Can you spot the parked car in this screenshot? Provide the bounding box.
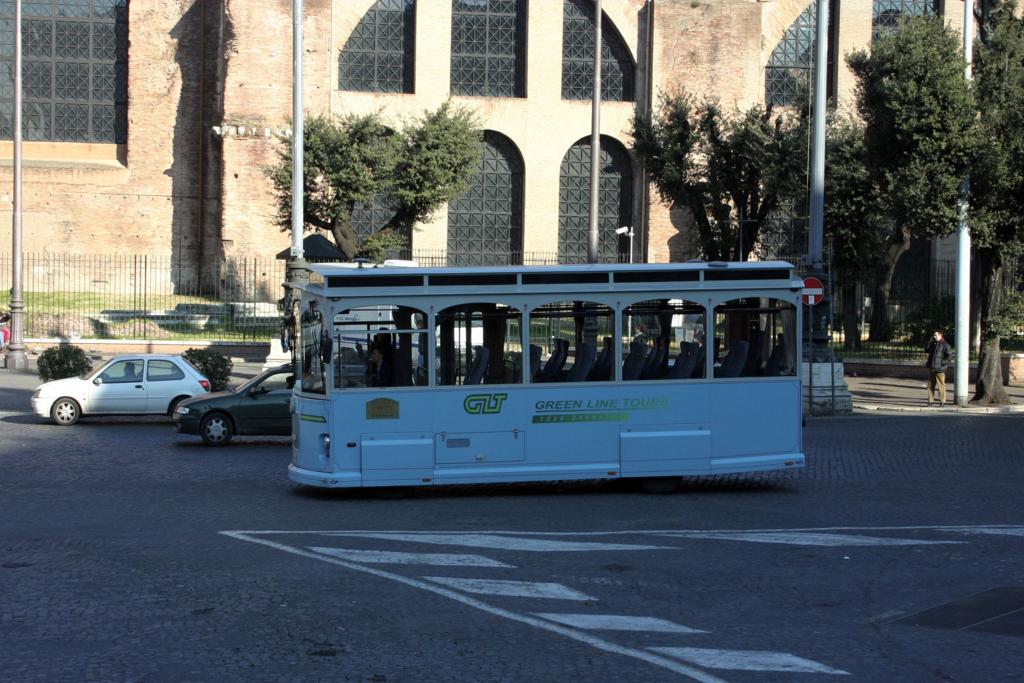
[31,354,211,426]
[173,364,293,446]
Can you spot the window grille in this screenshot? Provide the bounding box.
[339,0,415,94]
[765,4,816,107]
[872,0,938,41]
[558,137,632,264]
[447,131,524,266]
[561,0,634,102]
[450,0,526,98]
[0,0,128,143]
[351,193,403,244]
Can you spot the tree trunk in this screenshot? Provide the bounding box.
[329,216,359,261]
[841,280,860,351]
[868,229,911,343]
[972,250,1008,404]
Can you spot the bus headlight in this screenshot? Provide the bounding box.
[321,434,331,458]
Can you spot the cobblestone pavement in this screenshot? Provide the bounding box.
[1,371,1022,681]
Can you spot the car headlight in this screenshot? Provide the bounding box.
[174,406,191,416]
[32,389,41,399]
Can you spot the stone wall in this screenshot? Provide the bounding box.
[0,0,227,291]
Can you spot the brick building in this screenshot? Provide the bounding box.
[0,0,965,292]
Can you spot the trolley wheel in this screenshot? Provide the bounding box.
[639,476,680,494]
[200,412,233,446]
[50,397,81,426]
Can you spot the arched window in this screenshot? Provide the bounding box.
[558,136,632,264]
[872,0,939,41]
[450,0,527,98]
[561,0,635,102]
[764,0,840,107]
[0,0,128,142]
[339,0,416,93]
[447,131,524,266]
[765,4,815,107]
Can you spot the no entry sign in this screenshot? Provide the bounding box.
[802,277,825,306]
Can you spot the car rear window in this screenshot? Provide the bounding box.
[148,359,185,382]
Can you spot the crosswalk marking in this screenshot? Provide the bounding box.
[651,647,850,675]
[309,546,513,568]
[422,577,596,601]
[652,531,959,547]
[534,613,707,634]
[331,532,668,552]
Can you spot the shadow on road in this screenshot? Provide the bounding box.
[291,474,797,502]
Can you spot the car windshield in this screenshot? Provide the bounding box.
[236,368,290,393]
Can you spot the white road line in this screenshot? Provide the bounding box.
[308,547,513,568]
[651,647,850,675]
[328,532,669,552]
[651,531,959,547]
[423,577,595,601]
[952,527,1024,538]
[221,532,728,683]
[229,524,1024,537]
[534,613,707,634]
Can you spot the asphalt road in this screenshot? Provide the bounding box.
[1,371,1022,682]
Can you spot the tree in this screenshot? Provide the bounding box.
[269,102,483,260]
[632,92,806,262]
[847,16,977,341]
[823,117,890,350]
[270,113,397,259]
[969,0,1024,404]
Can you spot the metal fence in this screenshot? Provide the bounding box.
[0,254,286,341]
[830,259,1023,360]
[5,250,1015,352]
[0,251,566,341]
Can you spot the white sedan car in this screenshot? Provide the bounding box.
[31,354,212,426]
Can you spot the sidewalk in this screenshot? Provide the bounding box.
[845,375,1024,414]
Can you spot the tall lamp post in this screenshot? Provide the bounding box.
[283,0,308,380]
[587,0,602,265]
[7,0,27,370]
[954,0,973,407]
[806,0,829,358]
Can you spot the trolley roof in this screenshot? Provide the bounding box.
[293,261,803,298]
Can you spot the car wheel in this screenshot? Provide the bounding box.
[50,397,81,426]
[167,395,189,417]
[200,412,233,446]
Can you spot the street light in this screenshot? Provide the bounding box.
[616,226,633,264]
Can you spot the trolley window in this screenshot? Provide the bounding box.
[333,306,428,389]
[713,298,797,377]
[528,301,615,383]
[436,304,523,386]
[621,299,707,381]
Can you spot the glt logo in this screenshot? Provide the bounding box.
[464,393,508,415]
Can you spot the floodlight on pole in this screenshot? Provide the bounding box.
[616,226,634,264]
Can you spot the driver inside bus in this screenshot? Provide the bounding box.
[366,343,394,388]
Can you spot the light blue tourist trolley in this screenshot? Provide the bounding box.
[287,261,805,492]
